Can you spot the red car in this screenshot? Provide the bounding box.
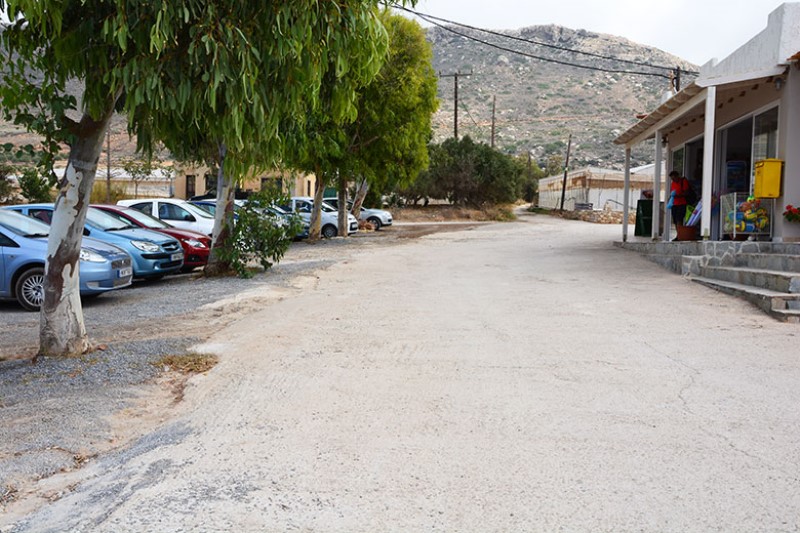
[93,204,211,272]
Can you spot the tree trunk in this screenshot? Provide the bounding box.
[351,178,369,215]
[337,174,348,239]
[40,111,115,357]
[308,169,327,241]
[205,143,236,276]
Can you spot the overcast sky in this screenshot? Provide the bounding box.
[410,0,788,66]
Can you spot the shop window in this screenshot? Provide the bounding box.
[753,107,778,163]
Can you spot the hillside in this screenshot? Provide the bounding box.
[425,24,697,170]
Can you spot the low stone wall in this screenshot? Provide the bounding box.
[557,207,635,225]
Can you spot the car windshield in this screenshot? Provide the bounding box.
[112,207,170,229]
[186,203,214,218]
[86,207,135,231]
[192,202,216,215]
[0,210,51,237]
[320,201,336,213]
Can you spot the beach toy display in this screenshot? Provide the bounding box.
[724,196,770,234]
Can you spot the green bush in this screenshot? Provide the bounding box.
[215,187,304,278]
[17,167,52,202]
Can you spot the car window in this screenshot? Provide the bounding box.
[160,203,189,221]
[0,230,17,247]
[296,201,312,213]
[131,202,153,216]
[29,209,53,224]
[320,202,336,213]
[114,208,169,229]
[86,207,132,230]
[0,210,51,237]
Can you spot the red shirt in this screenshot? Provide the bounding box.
[671,177,690,206]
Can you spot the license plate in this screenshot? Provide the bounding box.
[118,267,132,278]
[171,253,183,261]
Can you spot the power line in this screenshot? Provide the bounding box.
[393,4,698,75]
[389,4,690,80]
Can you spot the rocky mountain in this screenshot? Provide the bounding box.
[425,24,697,170]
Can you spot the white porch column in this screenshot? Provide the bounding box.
[652,129,663,240]
[701,86,717,239]
[622,148,631,242]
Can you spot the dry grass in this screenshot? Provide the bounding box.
[152,353,219,374]
[392,204,517,222]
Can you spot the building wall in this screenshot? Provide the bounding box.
[699,4,800,81]
[538,168,652,211]
[778,65,800,241]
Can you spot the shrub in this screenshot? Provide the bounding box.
[215,186,304,278]
[17,167,52,202]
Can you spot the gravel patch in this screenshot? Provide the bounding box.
[0,224,477,514]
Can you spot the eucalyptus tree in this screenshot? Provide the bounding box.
[0,0,406,356]
[287,10,437,239]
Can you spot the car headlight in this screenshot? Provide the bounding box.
[79,249,106,263]
[184,239,207,248]
[130,240,161,252]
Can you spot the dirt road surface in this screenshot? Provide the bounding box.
[5,214,800,532]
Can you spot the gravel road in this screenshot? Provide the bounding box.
[4,214,800,532]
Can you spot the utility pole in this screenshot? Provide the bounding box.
[491,95,496,148]
[105,128,111,203]
[439,70,472,139]
[672,66,682,92]
[559,133,572,212]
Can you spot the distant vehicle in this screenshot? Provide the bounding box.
[278,197,358,238]
[5,204,183,280]
[323,198,393,230]
[93,204,211,272]
[117,198,215,236]
[0,209,132,311]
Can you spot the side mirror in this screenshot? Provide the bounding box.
[83,228,90,236]
[184,214,196,222]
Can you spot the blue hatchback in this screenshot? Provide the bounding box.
[0,210,133,311]
[5,204,184,279]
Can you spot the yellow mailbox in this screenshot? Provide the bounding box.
[754,158,783,198]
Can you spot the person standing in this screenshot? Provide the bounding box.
[669,170,690,229]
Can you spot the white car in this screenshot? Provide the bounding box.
[280,197,358,238]
[323,198,393,230]
[117,198,215,236]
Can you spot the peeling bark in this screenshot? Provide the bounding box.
[308,169,327,241]
[351,178,369,215]
[205,143,236,276]
[40,108,116,357]
[337,174,348,239]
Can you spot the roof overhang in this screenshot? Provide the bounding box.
[614,65,788,148]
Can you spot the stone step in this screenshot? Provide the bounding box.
[735,253,800,272]
[689,276,800,322]
[699,265,800,293]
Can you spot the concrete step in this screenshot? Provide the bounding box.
[736,253,800,272]
[689,276,800,322]
[699,265,800,293]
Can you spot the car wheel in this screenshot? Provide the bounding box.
[368,217,382,230]
[15,267,45,312]
[322,224,338,238]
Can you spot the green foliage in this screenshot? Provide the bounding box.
[214,187,303,279]
[17,167,52,202]
[402,136,524,207]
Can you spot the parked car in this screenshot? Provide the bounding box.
[323,198,393,230]
[279,197,358,238]
[117,198,215,236]
[93,204,211,272]
[0,209,132,311]
[4,204,184,280]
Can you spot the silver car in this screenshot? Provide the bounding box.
[323,198,393,230]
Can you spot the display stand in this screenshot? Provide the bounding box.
[721,192,773,239]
